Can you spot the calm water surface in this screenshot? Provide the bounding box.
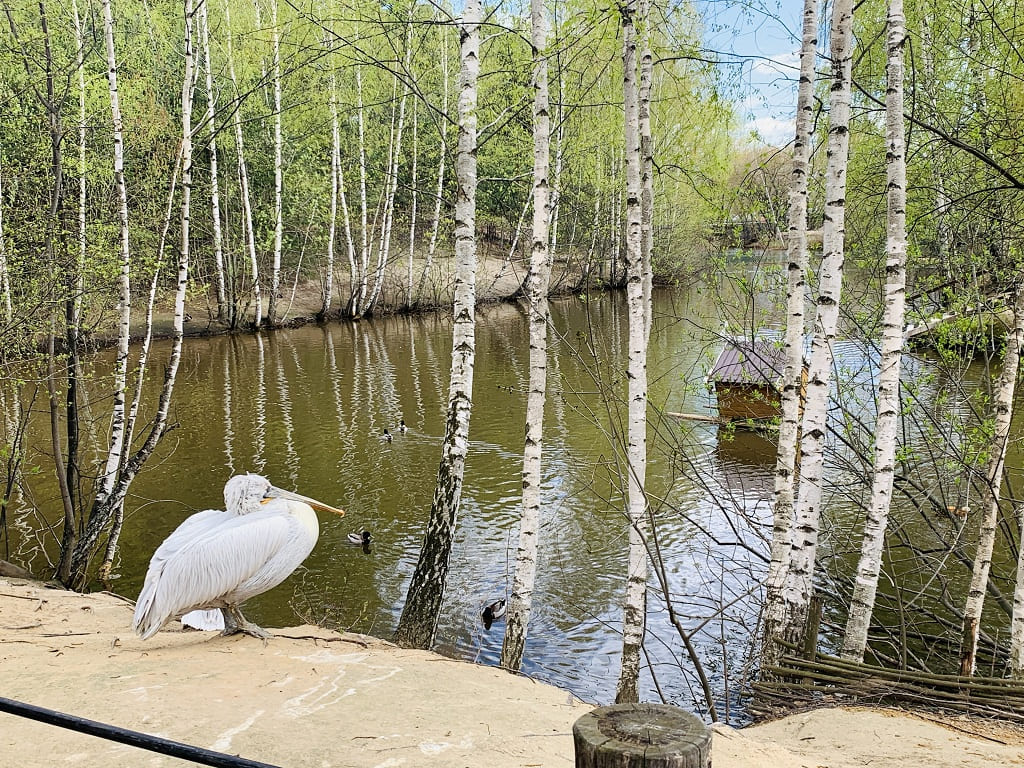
[5,254,1016,721]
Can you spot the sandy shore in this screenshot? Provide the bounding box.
[2,578,1023,767]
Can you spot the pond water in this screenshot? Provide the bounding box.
[3,251,1019,723]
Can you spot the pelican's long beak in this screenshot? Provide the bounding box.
[263,486,346,517]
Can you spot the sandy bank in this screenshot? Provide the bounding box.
[2,579,1022,767]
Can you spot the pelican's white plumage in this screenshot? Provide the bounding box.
[132,473,344,640]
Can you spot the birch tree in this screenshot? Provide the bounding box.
[224,0,261,327]
[267,0,283,326]
[0,156,8,323]
[65,0,195,588]
[841,0,908,662]
[779,0,855,650]
[501,0,552,673]
[1006,288,1024,677]
[762,0,818,670]
[960,279,1024,675]
[416,29,449,306]
[616,0,650,704]
[200,0,227,321]
[394,0,481,649]
[90,0,133,519]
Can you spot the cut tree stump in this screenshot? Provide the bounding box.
[572,703,711,768]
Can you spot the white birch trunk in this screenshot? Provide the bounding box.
[762,0,818,669]
[781,0,855,649]
[417,32,449,306]
[0,156,9,322]
[200,0,227,320]
[71,0,87,335]
[407,98,418,307]
[393,0,480,650]
[962,281,1024,674]
[615,0,649,705]
[355,64,370,315]
[322,34,339,319]
[69,0,194,587]
[840,0,908,661]
[638,0,653,342]
[224,0,261,327]
[95,0,132,505]
[501,0,551,673]
[267,0,283,325]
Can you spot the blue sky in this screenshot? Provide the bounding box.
[697,0,805,146]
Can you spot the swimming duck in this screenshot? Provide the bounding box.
[382,429,393,442]
[399,419,408,434]
[347,530,372,546]
[482,598,507,630]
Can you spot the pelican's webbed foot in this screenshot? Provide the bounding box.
[221,606,272,643]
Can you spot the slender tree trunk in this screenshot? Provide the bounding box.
[322,32,339,320]
[67,0,194,588]
[780,0,855,650]
[962,280,1024,674]
[841,0,907,662]
[0,156,9,323]
[200,0,227,321]
[224,0,261,328]
[501,0,551,673]
[638,0,653,342]
[354,64,370,315]
[94,0,133,510]
[394,0,480,650]
[416,31,449,306]
[615,0,649,705]
[407,98,418,308]
[267,0,283,326]
[762,0,818,671]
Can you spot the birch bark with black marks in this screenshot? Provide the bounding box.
[267,0,283,326]
[615,0,649,705]
[417,29,449,306]
[93,0,133,512]
[67,0,194,588]
[1008,288,1024,676]
[762,0,817,671]
[394,0,480,650]
[224,0,261,327]
[781,0,854,650]
[841,0,907,662]
[200,0,227,321]
[962,280,1024,675]
[501,0,551,673]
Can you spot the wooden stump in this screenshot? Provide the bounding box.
[572,703,711,768]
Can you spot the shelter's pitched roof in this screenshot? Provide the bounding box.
[709,338,787,387]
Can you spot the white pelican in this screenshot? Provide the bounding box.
[132,473,345,640]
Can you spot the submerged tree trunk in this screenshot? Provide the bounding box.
[841,0,908,662]
[615,0,649,705]
[393,0,480,650]
[501,0,552,673]
[780,0,855,651]
[762,0,818,672]
[962,280,1024,675]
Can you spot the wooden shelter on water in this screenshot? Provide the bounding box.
[707,338,807,426]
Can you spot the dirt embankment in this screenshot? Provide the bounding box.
[3,579,1024,768]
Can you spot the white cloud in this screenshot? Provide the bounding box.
[746,115,796,147]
